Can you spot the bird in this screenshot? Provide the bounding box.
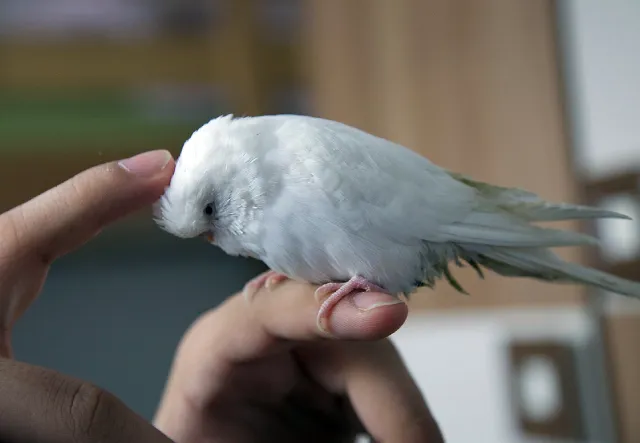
[154,113,640,332]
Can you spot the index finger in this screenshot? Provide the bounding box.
[0,150,175,263]
[206,279,408,363]
[209,282,441,442]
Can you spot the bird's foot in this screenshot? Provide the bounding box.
[314,276,392,334]
[243,270,289,303]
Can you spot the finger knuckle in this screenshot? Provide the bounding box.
[65,175,90,208]
[65,381,126,441]
[0,207,26,262]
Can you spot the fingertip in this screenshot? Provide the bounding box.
[115,150,176,191]
[68,150,176,223]
[86,150,176,213]
[329,293,408,340]
[117,149,172,176]
[244,280,409,343]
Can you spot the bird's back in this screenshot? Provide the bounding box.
[229,115,476,292]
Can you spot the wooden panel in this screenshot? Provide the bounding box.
[221,0,267,116]
[0,37,297,91]
[0,37,221,88]
[584,171,640,201]
[603,314,640,443]
[301,1,377,132]
[303,0,587,309]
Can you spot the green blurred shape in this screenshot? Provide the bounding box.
[0,89,224,152]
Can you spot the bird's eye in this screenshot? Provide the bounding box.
[204,203,215,216]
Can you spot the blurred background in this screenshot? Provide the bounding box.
[1,1,639,442]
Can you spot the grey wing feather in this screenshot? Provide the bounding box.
[448,172,630,222]
[275,116,478,244]
[278,116,611,249]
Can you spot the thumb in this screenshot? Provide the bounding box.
[0,358,174,443]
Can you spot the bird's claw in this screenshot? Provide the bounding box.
[314,283,344,303]
[315,276,389,334]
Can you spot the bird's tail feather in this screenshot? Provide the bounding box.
[448,172,630,222]
[433,173,636,296]
[476,247,640,299]
[499,200,629,223]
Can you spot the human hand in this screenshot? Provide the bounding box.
[154,278,443,442]
[0,150,178,442]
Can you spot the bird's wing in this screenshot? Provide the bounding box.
[272,116,474,244]
[273,116,599,248]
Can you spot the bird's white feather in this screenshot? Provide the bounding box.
[155,114,640,299]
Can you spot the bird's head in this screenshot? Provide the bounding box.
[154,114,267,255]
[153,114,237,244]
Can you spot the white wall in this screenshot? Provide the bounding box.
[390,308,594,443]
[560,0,640,318]
[561,0,640,180]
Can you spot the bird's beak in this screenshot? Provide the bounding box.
[201,232,215,243]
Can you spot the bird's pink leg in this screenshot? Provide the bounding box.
[314,276,392,333]
[243,270,289,302]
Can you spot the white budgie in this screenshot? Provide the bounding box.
[154,114,640,330]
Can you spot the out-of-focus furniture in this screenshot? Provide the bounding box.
[584,171,640,443]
